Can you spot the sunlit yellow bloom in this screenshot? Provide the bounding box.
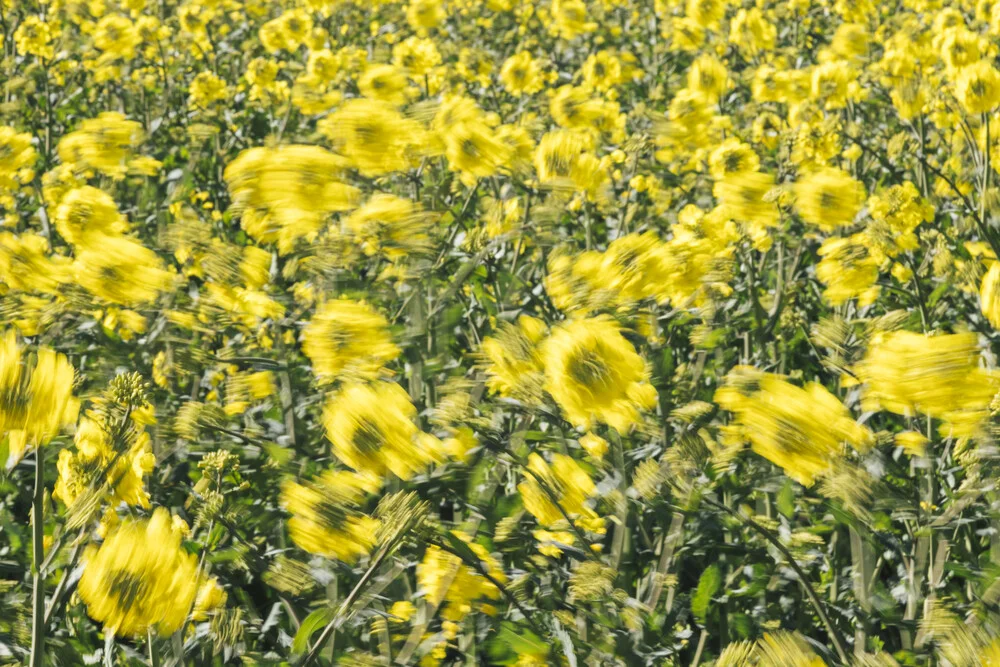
[74,235,173,307]
[303,299,400,383]
[58,113,144,179]
[407,0,446,30]
[542,317,657,432]
[518,452,604,534]
[955,61,1000,114]
[550,0,597,40]
[0,232,69,294]
[224,145,360,254]
[816,234,880,306]
[0,330,79,467]
[714,172,779,229]
[417,539,503,622]
[79,508,199,637]
[0,126,38,194]
[322,382,441,479]
[794,168,865,230]
[392,36,441,76]
[359,64,410,105]
[708,139,760,181]
[857,331,998,437]
[319,99,425,176]
[94,14,142,61]
[14,17,56,59]
[54,186,129,247]
[281,470,380,562]
[54,415,155,509]
[687,54,729,103]
[482,315,548,401]
[582,51,623,92]
[715,367,873,486]
[500,52,546,96]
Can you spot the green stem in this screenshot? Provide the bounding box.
[30,446,46,667]
[609,430,629,572]
[148,628,161,667]
[703,496,850,665]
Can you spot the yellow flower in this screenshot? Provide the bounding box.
[714,172,780,229]
[708,139,760,181]
[811,60,855,110]
[982,262,1000,329]
[794,167,865,230]
[955,61,1000,114]
[757,632,828,666]
[481,315,548,401]
[281,470,380,562]
[58,112,144,179]
[54,186,129,247]
[0,232,70,294]
[815,234,880,306]
[518,452,604,532]
[191,577,227,622]
[93,14,142,61]
[319,99,425,176]
[14,16,56,59]
[189,71,228,109]
[550,0,597,40]
[322,382,441,480]
[715,367,873,486]
[500,52,547,96]
[78,508,199,637]
[579,432,608,459]
[686,0,725,29]
[407,0,446,30]
[444,121,512,181]
[687,53,729,103]
[894,431,929,457]
[358,64,410,105]
[729,8,776,55]
[857,331,998,437]
[0,126,38,194]
[582,51,623,92]
[392,36,441,76]
[302,299,400,383]
[343,193,433,259]
[73,235,173,307]
[224,144,360,254]
[54,415,155,509]
[542,317,657,432]
[417,538,503,621]
[0,330,79,467]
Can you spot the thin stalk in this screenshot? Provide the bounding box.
[30,446,46,667]
[299,545,393,667]
[148,628,161,667]
[609,430,629,572]
[703,497,850,665]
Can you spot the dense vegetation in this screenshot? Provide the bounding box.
[4,0,1000,665]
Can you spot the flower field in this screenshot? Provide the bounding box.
[6,0,1000,664]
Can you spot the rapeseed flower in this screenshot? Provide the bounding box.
[281,470,380,562]
[302,299,400,383]
[715,367,873,486]
[322,382,441,480]
[542,318,657,432]
[78,508,199,637]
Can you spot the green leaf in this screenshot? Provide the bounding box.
[486,621,550,664]
[292,607,334,655]
[691,564,721,625]
[777,479,795,519]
